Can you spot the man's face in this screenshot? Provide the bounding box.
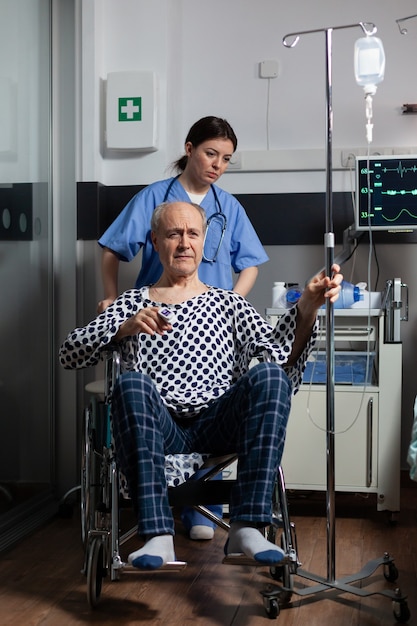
[151,203,205,277]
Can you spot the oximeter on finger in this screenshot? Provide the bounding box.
[158,307,176,324]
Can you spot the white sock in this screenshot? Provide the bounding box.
[227,522,285,565]
[128,534,175,570]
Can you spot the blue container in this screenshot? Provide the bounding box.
[286,288,302,306]
[303,351,375,385]
[322,280,364,309]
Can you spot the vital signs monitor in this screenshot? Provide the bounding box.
[355,154,417,231]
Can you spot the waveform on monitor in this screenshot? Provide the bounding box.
[382,189,417,196]
[379,208,417,223]
[379,161,417,178]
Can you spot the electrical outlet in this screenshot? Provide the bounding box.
[226,151,242,170]
[340,147,390,168]
[392,147,417,155]
[341,150,360,168]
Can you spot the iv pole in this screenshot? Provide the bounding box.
[282,19,374,585]
[266,22,410,620]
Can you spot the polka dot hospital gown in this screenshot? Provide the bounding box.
[59,286,318,485]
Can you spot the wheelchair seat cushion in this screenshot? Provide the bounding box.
[164,453,207,487]
[119,452,207,498]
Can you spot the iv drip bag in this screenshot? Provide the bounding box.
[354,36,385,95]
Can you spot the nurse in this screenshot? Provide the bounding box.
[98,116,269,312]
[97,116,269,540]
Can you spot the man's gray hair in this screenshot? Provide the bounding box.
[151,201,207,233]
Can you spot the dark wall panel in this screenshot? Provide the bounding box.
[76,182,417,245]
[0,184,33,241]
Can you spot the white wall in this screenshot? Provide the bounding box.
[77,0,417,469]
[79,0,417,188]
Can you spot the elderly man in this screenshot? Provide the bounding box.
[60,201,342,570]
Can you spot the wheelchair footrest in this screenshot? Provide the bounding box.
[222,553,292,567]
[155,560,188,571]
[121,560,188,572]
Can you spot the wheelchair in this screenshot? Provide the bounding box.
[80,349,300,620]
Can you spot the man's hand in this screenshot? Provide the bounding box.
[114,307,173,341]
[286,264,343,366]
[298,264,343,318]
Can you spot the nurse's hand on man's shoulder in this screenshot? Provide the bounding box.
[97,298,115,314]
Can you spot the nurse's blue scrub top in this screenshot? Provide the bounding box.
[98,177,269,290]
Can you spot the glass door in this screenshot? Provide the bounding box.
[0,0,55,549]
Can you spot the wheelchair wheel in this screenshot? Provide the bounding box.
[81,406,94,547]
[86,537,106,608]
[267,507,294,606]
[268,531,293,606]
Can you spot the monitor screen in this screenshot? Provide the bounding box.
[355,154,417,231]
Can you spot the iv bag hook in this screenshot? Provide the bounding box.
[282,21,376,49]
[396,13,417,35]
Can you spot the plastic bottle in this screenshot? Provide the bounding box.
[333,280,364,309]
[354,35,385,95]
[272,282,286,308]
[285,285,302,307]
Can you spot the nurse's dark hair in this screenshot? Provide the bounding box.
[173,116,238,172]
[151,202,207,233]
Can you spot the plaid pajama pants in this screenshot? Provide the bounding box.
[111,362,292,537]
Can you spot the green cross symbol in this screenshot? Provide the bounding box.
[118,97,142,122]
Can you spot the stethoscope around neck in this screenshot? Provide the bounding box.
[163,175,227,263]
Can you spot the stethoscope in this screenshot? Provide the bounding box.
[163,176,227,262]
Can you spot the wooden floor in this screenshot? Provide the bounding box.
[0,479,416,626]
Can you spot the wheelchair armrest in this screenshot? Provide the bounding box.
[254,349,272,364]
[104,346,121,404]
